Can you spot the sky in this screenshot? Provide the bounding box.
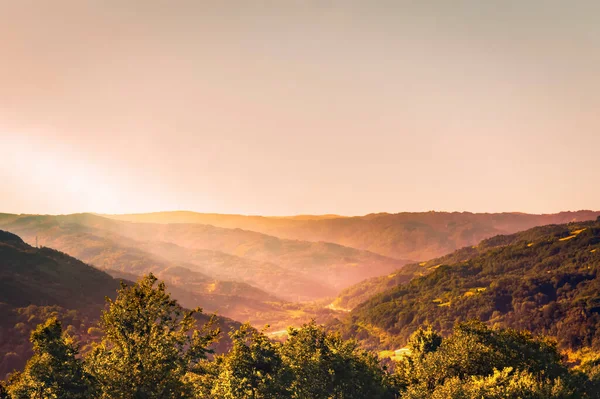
[1,0,599,216]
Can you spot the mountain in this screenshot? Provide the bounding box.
[105,210,600,260]
[0,230,240,379]
[0,230,119,379]
[0,213,406,302]
[334,218,600,351]
[0,229,120,310]
[0,215,302,326]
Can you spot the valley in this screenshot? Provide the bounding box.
[3,211,600,396]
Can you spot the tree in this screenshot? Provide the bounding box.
[6,317,93,399]
[211,323,286,399]
[395,321,579,398]
[0,382,10,399]
[396,326,443,390]
[406,325,442,361]
[406,368,575,399]
[86,274,219,399]
[279,321,395,399]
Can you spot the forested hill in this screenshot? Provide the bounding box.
[337,218,600,351]
[0,229,119,310]
[334,223,578,310]
[0,230,121,378]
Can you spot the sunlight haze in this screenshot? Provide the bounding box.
[1,0,599,215]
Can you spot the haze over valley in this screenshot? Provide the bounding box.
[1,210,599,331]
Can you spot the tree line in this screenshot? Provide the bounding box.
[3,274,600,398]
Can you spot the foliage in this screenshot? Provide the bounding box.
[396,322,586,398]
[0,305,96,381]
[86,274,220,399]
[0,383,8,399]
[279,321,395,399]
[6,317,93,399]
[406,368,575,399]
[4,274,600,398]
[210,323,286,398]
[208,321,397,398]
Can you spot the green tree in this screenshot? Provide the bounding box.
[6,317,93,399]
[396,321,580,398]
[396,326,443,390]
[406,326,442,360]
[280,321,394,399]
[0,382,10,399]
[406,368,575,399]
[211,323,286,399]
[86,274,219,399]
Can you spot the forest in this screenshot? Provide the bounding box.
[1,274,600,398]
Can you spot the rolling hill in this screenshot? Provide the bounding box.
[105,210,600,260]
[334,218,600,351]
[0,213,406,302]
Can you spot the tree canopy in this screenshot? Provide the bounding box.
[3,274,600,398]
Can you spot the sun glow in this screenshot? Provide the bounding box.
[4,133,123,214]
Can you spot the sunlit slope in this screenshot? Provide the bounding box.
[336,219,600,351]
[106,210,600,260]
[333,231,526,310]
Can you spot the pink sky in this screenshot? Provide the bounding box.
[1,1,599,216]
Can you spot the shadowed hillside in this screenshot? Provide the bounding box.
[0,231,119,309]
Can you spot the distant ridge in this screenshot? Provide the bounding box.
[105,210,600,260]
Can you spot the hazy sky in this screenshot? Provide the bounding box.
[1,0,599,216]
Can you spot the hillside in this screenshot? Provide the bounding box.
[0,214,406,301]
[335,218,600,351]
[0,230,119,379]
[106,210,600,260]
[0,216,317,326]
[0,230,240,379]
[333,233,516,310]
[0,230,119,309]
